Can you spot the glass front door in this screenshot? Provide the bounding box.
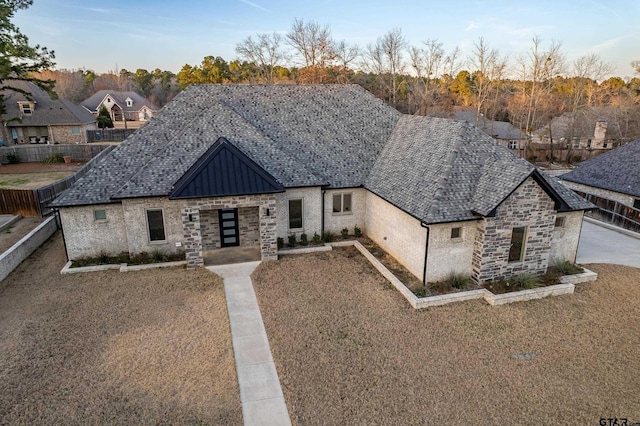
[219,209,240,247]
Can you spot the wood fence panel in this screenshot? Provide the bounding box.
[0,189,40,217]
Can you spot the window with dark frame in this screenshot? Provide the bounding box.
[508,226,527,262]
[451,227,462,239]
[20,103,33,114]
[555,217,565,227]
[288,199,303,229]
[332,193,352,213]
[634,199,640,209]
[93,209,107,221]
[146,209,166,242]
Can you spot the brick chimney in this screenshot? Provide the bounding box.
[593,120,607,148]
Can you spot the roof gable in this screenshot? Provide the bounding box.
[170,137,284,199]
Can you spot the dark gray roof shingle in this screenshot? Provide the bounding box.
[560,140,640,197]
[81,90,159,113]
[51,84,591,220]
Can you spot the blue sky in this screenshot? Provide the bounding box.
[15,0,640,78]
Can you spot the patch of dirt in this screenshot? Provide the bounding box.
[252,249,640,425]
[0,217,43,252]
[0,233,241,424]
[0,161,85,174]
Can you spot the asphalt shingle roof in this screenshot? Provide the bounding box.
[1,81,96,126]
[561,140,640,198]
[81,90,159,113]
[454,111,527,140]
[51,84,591,221]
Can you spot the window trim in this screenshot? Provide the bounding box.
[93,209,107,221]
[508,226,527,263]
[145,208,167,243]
[554,216,565,228]
[508,140,518,149]
[332,192,353,215]
[450,227,462,239]
[288,199,303,230]
[19,102,33,115]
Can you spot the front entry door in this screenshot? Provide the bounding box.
[219,209,240,247]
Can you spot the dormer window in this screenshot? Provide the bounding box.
[125,97,133,107]
[19,102,34,115]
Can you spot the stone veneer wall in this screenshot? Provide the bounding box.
[49,123,96,144]
[238,206,260,246]
[472,177,556,283]
[200,210,220,250]
[182,195,276,267]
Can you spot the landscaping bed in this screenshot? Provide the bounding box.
[70,250,185,268]
[252,249,640,424]
[0,233,241,424]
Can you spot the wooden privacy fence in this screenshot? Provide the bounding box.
[575,191,640,233]
[1,145,116,217]
[0,189,40,217]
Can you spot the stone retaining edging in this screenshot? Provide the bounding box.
[60,260,187,274]
[0,216,57,282]
[278,245,332,255]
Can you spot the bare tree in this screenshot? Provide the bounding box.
[366,28,406,106]
[333,40,359,82]
[467,37,506,125]
[236,33,286,83]
[286,18,334,83]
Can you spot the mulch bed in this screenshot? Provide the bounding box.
[252,248,640,425]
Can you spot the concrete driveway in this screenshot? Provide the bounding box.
[577,219,640,268]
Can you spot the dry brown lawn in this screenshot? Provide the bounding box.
[253,247,640,425]
[0,217,43,253]
[0,233,241,425]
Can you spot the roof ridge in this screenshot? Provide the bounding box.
[424,120,466,222]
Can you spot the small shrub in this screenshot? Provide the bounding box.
[322,231,334,243]
[150,248,168,263]
[288,233,296,247]
[3,225,13,234]
[98,251,110,265]
[413,287,427,297]
[43,153,65,164]
[445,273,469,290]
[341,227,349,239]
[130,252,149,265]
[312,232,322,244]
[552,261,583,275]
[509,273,540,290]
[354,225,362,238]
[277,237,284,250]
[300,233,308,246]
[5,152,20,164]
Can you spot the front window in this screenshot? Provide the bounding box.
[71,126,80,134]
[146,209,166,242]
[93,209,107,221]
[288,199,303,229]
[332,193,352,214]
[508,226,527,262]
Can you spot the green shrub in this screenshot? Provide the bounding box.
[288,233,296,247]
[354,225,362,238]
[445,273,469,289]
[552,261,583,275]
[312,232,322,244]
[322,231,334,243]
[413,287,427,297]
[300,233,308,246]
[5,152,19,164]
[150,248,168,263]
[509,273,540,290]
[277,237,284,250]
[341,227,349,239]
[43,153,65,164]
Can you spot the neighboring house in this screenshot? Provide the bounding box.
[533,107,629,150]
[51,85,592,285]
[1,81,97,145]
[561,140,640,209]
[80,91,158,123]
[453,110,528,150]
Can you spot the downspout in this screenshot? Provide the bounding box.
[574,211,585,264]
[420,222,430,286]
[55,209,69,262]
[321,189,326,236]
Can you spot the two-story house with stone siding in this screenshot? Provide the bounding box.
[50,85,592,285]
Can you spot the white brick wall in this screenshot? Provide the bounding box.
[561,180,636,208]
[275,187,322,239]
[426,221,477,282]
[365,191,427,281]
[550,211,584,264]
[323,188,367,235]
[122,198,185,255]
[60,204,129,259]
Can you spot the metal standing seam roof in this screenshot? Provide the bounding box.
[560,139,640,198]
[50,84,593,221]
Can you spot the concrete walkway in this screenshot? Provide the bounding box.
[577,219,640,268]
[207,261,291,426]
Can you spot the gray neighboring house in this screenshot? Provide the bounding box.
[453,110,528,150]
[51,84,592,284]
[1,81,97,145]
[561,140,640,209]
[81,90,159,123]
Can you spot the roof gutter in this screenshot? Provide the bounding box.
[420,222,430,286]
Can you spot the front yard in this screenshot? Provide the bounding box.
[0,233,241,424]
[252,247,640,424]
